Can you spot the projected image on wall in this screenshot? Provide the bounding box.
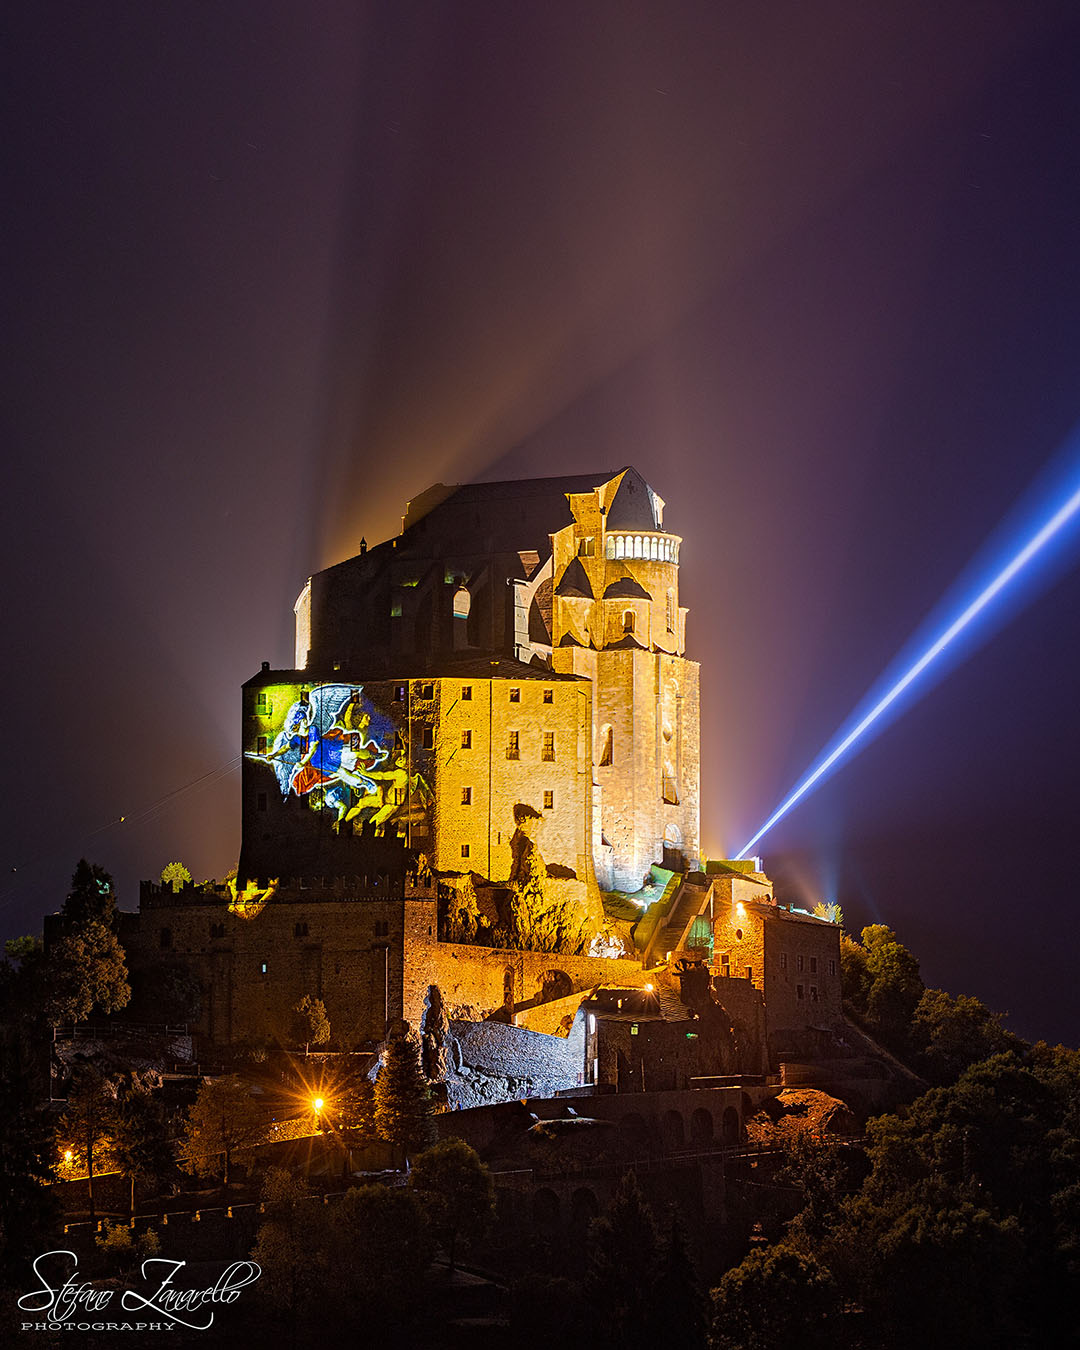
[247,682,431,837]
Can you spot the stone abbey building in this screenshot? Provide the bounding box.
[126,469,841,1097]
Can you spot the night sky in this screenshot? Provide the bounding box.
[4,2,1080,1045]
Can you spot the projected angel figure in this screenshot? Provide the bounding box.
[343,742,432,835]
[247,684,389,816]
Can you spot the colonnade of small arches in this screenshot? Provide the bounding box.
[605,533,680,563]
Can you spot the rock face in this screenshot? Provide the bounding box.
[420,984,448,1081]
[439,803,606,955]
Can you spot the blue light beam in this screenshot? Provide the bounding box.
[736,478,1080,859]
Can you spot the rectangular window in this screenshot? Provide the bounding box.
[256,691,270,713]
[810,956,818,974]
[509,687,520,703]
[256,792,268,813]
[543,790,554,810]
[210,923,225,940]
[746,966,753,981]
[542,688,553,704]
[507,731,520,760]
[600,726,613,766]
[461,844,470,858]
[260,961,268,975]
[420,682,434,700]
[420,726,434,750]
[390,600,402,617]
[461,730,472,749]
[810,985,819,1002]
[796,984,804,1000]
[578,536,595,556]
[374,920,389,938]
[829,959,836,977]
[780,952,787,971]
[542,732,555,762]
[461,787,472,805]
[256,735,268,755]
[293,922,308,938]
[393,684,406,702]
[797,954,805,973]
[462,686,472,701]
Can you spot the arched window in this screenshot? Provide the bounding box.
[599,724,614,766]
[605,536,615,559]
[452,586,471,619]
[623,610,635,634]
[634,535,643,558]
[615,535,625,559]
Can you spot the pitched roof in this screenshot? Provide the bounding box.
[554,556,594,598]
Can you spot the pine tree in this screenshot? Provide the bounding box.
[62,860,116,927]
[653,1213,708,1350]
[374,1034,436,1159]
[585,1170,662,1347]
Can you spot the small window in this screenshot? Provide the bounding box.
[797,954,805,973]
[393,684,406,702]
[779,952,787,971]
[810,985,819,1002]
[256,691,270,712]
[461,730,472,749]
[746,966,753,981]
[461,787,472,805]
[599,726,613,766]
[810,956,818,974]
[507,731,520,760]
[159,927,172,950]
[374,920,389,938]
[294,922,309,938]
[461,844,470,858]
[665,588,675,633]
[735,928,743,941]
[260,961,268,975]
[542,688,553,704]
[542,732,555,762]
[462,686,472,701]
[390,601,402,617]
[210,923,225,939]
[721,954,730,971]
[623,610,635,633]
[256,792,268,813]
[420,726,434,750]
[509,687,520,703]
[420,682,434,700]
[796,984,804,1001]
[543,791,554,810]
[578,536,595,557]
[829,959,836,977]
[257,735,268,754]
[452,587,470,619]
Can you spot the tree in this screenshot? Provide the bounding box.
[45,919,130,1024]
[585,1170,662,1347]
[59,1066,117,1224]
[652,1214,707,1350]
[0,1020,59,1284]
[62,859,116,926]
[374,1034,436,1158]
[111,1076,174,1220]
[159,862,192,892]
[332,1183,433,1327]
[910,987,1019,1084]
[292,994,330,1054]
[250,1168,328,1330]
[409,1138,495,1272]
[711,1243,840,1350]
[180,1075,265,1186]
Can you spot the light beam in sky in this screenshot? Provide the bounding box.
[736,475,1080,859]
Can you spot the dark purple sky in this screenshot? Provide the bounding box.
[3,1,1080,1044]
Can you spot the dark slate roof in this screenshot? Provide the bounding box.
[582,988,664,1021]
[605,467,660,530]
[603,575,651,600]
[554,556,594,598]
[605,632,647,650]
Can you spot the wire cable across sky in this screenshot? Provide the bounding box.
[736,475,1080,859]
